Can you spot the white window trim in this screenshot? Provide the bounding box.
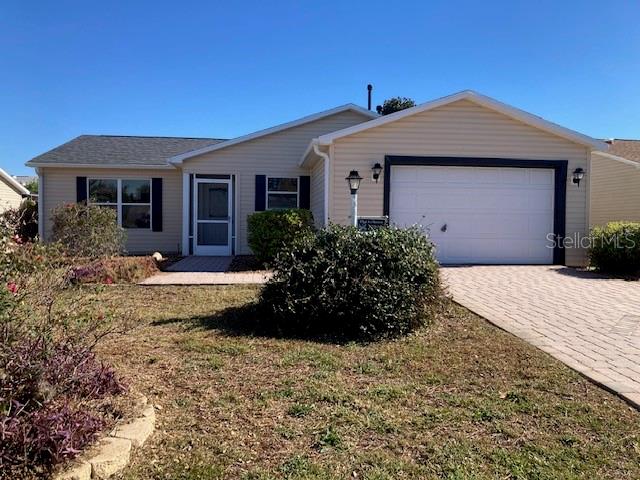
[87,178,152,230]
[266,176,299,210]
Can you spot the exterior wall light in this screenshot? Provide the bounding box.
[572,167,585,186]
[345,170,363,226]
[371,163,383,183]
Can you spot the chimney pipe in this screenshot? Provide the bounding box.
[367,84,373,110]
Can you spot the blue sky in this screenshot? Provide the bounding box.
[2,0,639,175]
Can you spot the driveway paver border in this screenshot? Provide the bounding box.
[443,266,640,410]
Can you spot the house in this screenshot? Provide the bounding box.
[13,175,38,201]
[590,140,640,226]
[27,90,608,266]
[14,175,37,187]
[0,168,30,212]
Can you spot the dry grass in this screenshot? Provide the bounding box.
[78,285,640,479]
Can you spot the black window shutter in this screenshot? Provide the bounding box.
[151,178,163,232]
[255,175,266,211]
[299,176,310,209]
[76,177,87,203]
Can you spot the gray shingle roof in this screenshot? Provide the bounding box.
[27,135,226,167]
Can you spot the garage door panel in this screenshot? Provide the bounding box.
[529,169,555,185]
[398,212,551,239]
[438,238,551,265]
[390,165,555,264]
[497,168,530,184]
[393,186,552,213]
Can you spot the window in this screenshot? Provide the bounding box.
[267,177,298,210]
[121,180,151,228]
[88,178,151,229]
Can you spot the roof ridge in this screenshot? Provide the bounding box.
[79,134,227,141]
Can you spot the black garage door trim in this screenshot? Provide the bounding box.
[383,156,569,265]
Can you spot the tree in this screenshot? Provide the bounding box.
[24,179,38,193]
[376,97,416,115]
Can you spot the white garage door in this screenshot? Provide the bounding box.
[390,165,555,264]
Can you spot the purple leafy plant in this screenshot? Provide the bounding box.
[0,337,125,474]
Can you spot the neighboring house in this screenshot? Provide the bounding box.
[27,91,608,266]
[14,175,37,187]
[13,175,38,201]
[590,139,640,226]
[0,168,30,212]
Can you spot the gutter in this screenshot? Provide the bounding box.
[0,167,30,195]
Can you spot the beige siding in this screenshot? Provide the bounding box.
[184,110,371,254]
[590,154,640,226]
[0,178,24,212]
[310,158,324,228]
[41,167,182,254]
[330,99,590,266]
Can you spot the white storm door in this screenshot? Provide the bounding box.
[193,179,232,256]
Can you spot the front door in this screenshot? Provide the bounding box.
[194,178,232,255]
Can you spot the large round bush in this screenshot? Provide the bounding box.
[247,208,314,265]
[589,222,640,275]
[259,225,440,341]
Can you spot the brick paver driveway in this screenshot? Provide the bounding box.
[442,266,640,408]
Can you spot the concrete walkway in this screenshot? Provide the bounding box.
[141,256,271,285]
[165,256,232,272]
[140,271,271,285]
[442,265,640,408]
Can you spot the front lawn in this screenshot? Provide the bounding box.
[79,285,640,479]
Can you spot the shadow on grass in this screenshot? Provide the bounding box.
[151,303,346,343]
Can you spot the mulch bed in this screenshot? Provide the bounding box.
[227,255,265,272]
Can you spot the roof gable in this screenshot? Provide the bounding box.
[315,91,607,151]
[169,104,378,164]
[0,168,30,196]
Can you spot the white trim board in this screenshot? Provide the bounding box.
[169,104,378,164]
[0,167,30,195]
[314,90,608,151]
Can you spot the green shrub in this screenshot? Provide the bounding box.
[589,222,640,275]
[51,203,126,258]
[0,209,67,283]
[259,225,441,341]
[247,209,314,265]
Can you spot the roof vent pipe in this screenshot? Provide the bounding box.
[367,84,373,110]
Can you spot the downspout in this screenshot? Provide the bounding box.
[313,143,330,226]
[36,168,44,241]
